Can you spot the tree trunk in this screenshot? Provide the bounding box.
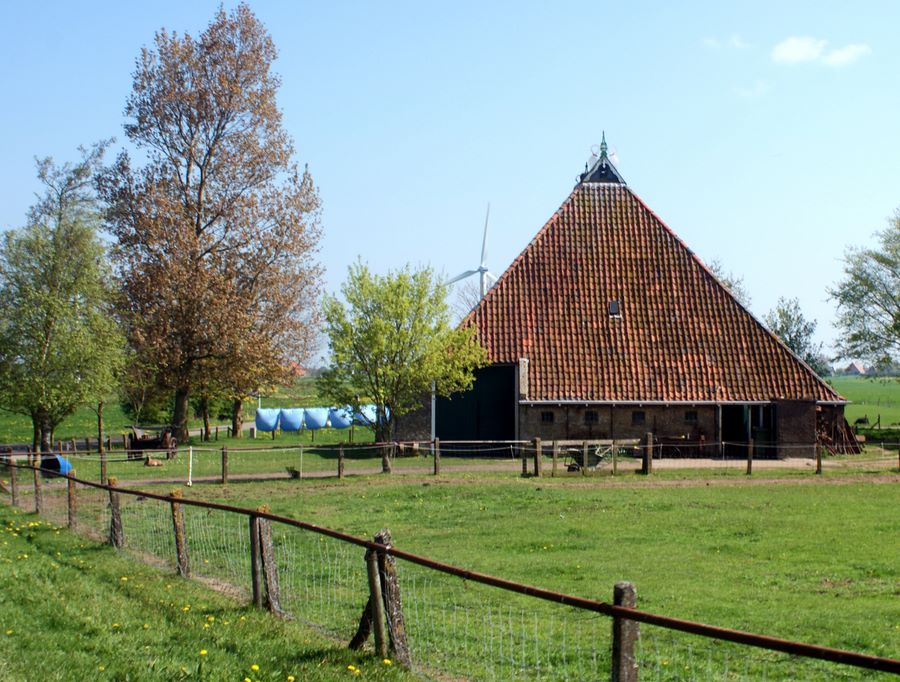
[173,387,191,443]
[31,418,39,457]
[97,400,105,454]
[200,396,211,442]
[231,399,244,439]
[39,414,52,454]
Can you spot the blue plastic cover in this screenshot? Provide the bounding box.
[279,408,305,432]
[328,407,353,429]
[255,408,281,432]
[303,407,329,430]
[353,404,378,426]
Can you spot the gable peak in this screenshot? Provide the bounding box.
[578,132,626,186]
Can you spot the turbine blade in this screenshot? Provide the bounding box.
[480,203,491,267]
[484,271,497,283]
[447,270,478,284]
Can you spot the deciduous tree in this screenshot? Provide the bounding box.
[763,297,830,376]
[100,5,322,442]
[319,262,488,442]
[830,216,900,366]
[0,145,124,453]
[709,258,752,308]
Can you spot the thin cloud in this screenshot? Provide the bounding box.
[823,43,871,66]
[771,36,871,66]
[734,80,770,98]
[703,33,751,49]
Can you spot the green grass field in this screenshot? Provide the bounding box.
[829,375,900,428]
[14,467,895,680]
[0,506,413,681]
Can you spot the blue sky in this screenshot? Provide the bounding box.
[2,1,897,360]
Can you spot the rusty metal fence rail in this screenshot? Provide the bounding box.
[1,460,897,680]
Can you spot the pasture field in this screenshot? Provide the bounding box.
[6,467,899,680]
[0,506,412,681]
[830,375,900,428]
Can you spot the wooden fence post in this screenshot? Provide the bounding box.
[10,458,18,506]
[746,438,754,476]
[100,448,108,486]
[641,433,653,475]
[215,426,219,441]
[815,443,823,475]
[106,436,112,453]
[433,438,441,476]
[521,452,528,477]
[249,515,262,608]
[107,476,124,548]
[170,489,190,577]
[611,581,639,682]
[256,509,283,615]
[582,440,589,476]
[612,443,618,476]
[67,470,77,530]
[533,437,542,477]
[365,548,388,657]
[374,529,411,666]
[221,445,229,485]
[32,449,43,514]
[552,441,559,477]
[338,443,345,479]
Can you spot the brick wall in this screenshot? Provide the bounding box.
[519,405,716,443]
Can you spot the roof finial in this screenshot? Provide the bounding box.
[599,131,608,159]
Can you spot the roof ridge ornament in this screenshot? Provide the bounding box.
[578,132,625,186]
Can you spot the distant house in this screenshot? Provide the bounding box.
[411,138,857,453]
[842,361,867,376]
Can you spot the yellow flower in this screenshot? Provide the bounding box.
[207,615,215,622]
[98,665,106,671]
[143,624,149,630]
[244,678,251,682]
[111,623,120,629]
[347,665,356,671]
[288,676,295,682]
[199,649,207,656]
[120,576,128,582]
[5,629,12,635]
[250,664,260,672]
[383,658,392,665]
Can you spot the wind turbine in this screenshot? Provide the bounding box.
[448,204,496,298]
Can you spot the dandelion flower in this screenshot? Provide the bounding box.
[199,649,207,656]
[143,624,149,630]
[111,623,120,629]
[120,576,128,582]
[288,676,295,681]
[98,665,106,671]
[347,665,356,671]
[383,658,392,665]
[5,629,13,635]
[250,664,260,672]
[207,616,215,622]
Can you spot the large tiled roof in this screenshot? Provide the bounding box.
[465,182,843,404]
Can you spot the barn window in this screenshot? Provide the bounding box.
[631,410,645,426]
[685,410,698,423]
[608,300,621,316]
[585,410,598,424]
[541,411,555,424]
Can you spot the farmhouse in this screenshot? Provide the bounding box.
[423,139,856,454]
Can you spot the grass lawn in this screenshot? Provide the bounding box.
[0,506,413,681]
[829,375,900,428]
[156,473,898,680]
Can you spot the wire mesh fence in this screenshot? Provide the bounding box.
[0,460,897,681]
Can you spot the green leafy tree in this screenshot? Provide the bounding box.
[763,297,830,377]
[0,145,124,454]
[319,262,488,442]
[709,258,752,308]
[830,217,900,367]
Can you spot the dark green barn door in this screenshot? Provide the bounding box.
[435,365,516,440]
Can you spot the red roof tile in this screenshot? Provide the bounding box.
[465,182,843,404]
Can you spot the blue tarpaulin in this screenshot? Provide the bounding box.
[328,407,353,429]
[255,408,281,432]
[41,454,72,477]
[303,407,329,430]
[353,404,378,426]
[279,408,305,432]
